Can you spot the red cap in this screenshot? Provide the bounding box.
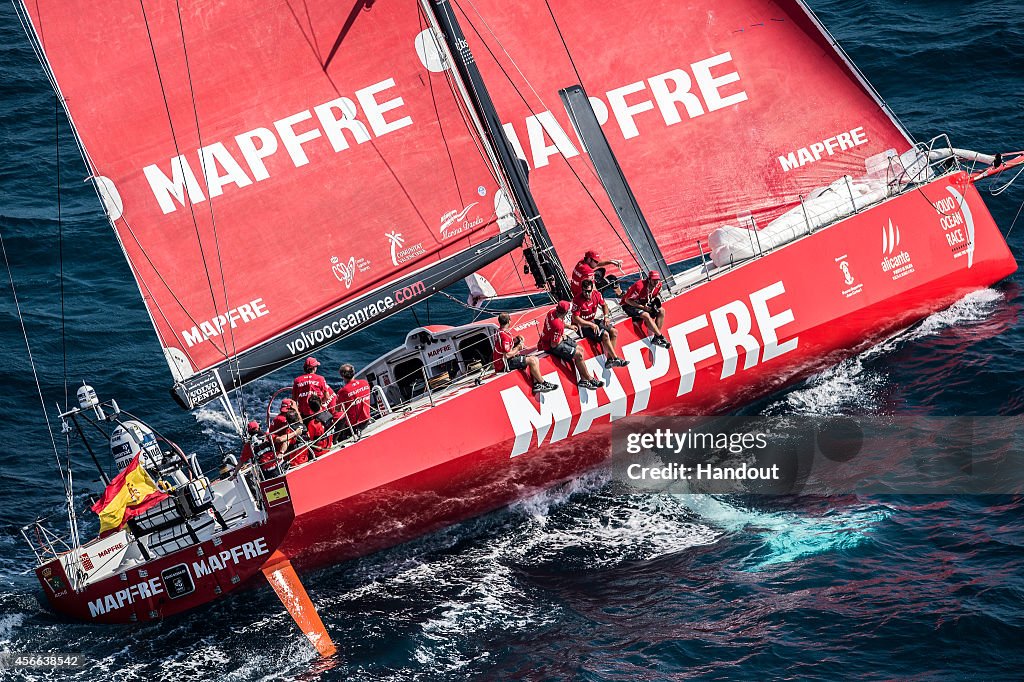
[246,420,260,433]
[648,270,661,281]
[584,249,600,262]
[304,357,320,369]
[280,398,296,411]
[555,300,571,314]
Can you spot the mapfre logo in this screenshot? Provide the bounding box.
[439,203,484,239]
[880,219,914,281]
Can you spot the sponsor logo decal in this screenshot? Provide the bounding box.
[935,188,975,268]
[332,256,356,288]
[387,231,426,266]
[80,553,94,572]
[880,219,914,281]
[87,537,270,617]
[835,255,863,299]
[426,342,455,360]
[500,281,799,458]
[180,298,270,348]
[283,280,427,355]
[331,255,372,289]
[778,127,869,172]
[439,203,484,239]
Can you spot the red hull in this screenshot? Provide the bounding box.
[39,173,1016,621]
[278,172,1016,570]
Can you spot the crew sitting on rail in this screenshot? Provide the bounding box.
[493,312,557,395]
[621,270,671,349]
[572,278,629,368]
[571,249,623,297]
[292,356,335,418]
[304,393,333,457]
[539,301,605,390]
[240,420,282,477]
[270,398,310,467]
[333,363,372,440]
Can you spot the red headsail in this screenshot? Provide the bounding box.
[462,0,916,297]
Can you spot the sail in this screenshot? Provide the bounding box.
[20,0,520,407]
[460,0,916,297]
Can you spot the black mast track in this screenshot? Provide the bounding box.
[425,0,572,301]
[559,85,671,282]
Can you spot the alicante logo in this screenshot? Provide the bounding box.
[880,219,914,281]
[331,256,356,289]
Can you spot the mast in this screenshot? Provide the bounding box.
[559,85,671,282]
[422,0,572,301]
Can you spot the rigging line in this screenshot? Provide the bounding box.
[117,214,229,365]
[138,0,233,359]
[173,0,246,415]
[454,0,640,269]
[541,0,584,88]
[0,222,72,501]
[54,95,67,409]
[54,94,80,550]
[1006,196,1024,239]
[420,9,470,203]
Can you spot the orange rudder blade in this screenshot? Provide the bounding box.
[261,551,337,658]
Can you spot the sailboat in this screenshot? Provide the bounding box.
[15,0,1022,656]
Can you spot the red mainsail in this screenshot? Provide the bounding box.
[461,0,916,297]
[22,0,519,404]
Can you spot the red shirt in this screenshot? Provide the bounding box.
[570,259,596,298]
[305,417,332,456]
[241,432,279,471]
[572,289,605,323]
[292,372,331,417]
[493,329,517,372]
[335,379,372,427]
[269,413,308,465]
[539,309,567,351]
[623,279,663,307]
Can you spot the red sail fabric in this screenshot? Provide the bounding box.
[23,1,504,380]
[462,0,915,297]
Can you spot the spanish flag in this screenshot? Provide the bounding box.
[91,454,169,535]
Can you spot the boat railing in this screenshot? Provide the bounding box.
[20,517,72,565]
[682,134,971,287]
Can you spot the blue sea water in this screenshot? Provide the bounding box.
[1,1,1023,679]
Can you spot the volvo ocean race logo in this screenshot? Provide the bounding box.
[387,231,425,266]
[935,187,975,268]
[439,202,484,239]
[880,219,914,281]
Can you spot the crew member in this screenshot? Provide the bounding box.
[572,278,629,368]
[239,420,282,476]
[539,301,604,389]
[622,270,671,348]
[292,357,335,418]
[270,398,309,467]
[334,363,372,440]
[493,312,557,394]
[304,393,333,457]
[571,250,623,297]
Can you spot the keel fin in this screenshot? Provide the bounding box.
[261,551,337,658]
